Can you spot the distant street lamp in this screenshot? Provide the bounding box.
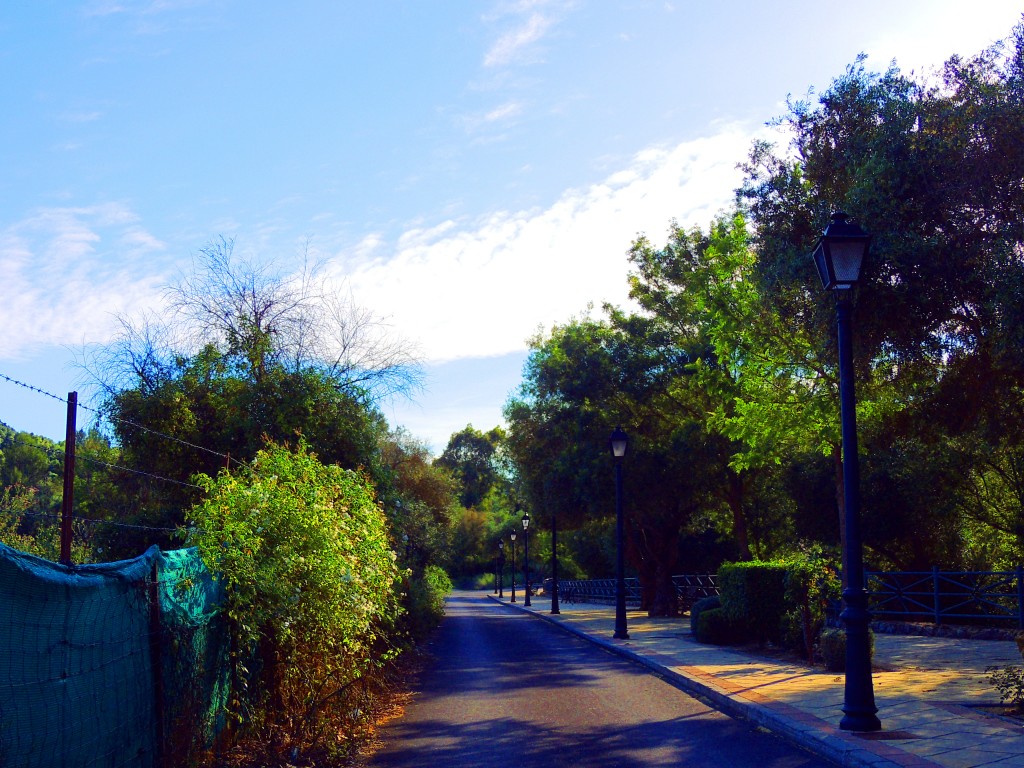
[609,426,629,640]
[811,211,880,732]
[498,540,505,598]
[510,530,518,603]
[522,512,532,607]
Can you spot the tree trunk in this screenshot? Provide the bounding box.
[726,470,753,561]
[629,521,680,617]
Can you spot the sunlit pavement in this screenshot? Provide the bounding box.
[488,593,1023,768]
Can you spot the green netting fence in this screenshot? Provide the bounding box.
[0,542,230,768]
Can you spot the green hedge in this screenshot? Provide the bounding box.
[718,561,789,645]
[695,607,744,645]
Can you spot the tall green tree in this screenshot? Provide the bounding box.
[84,241,421,556]
[739,21,1024,567]
[434,425,505,509]
[505,316,722,614]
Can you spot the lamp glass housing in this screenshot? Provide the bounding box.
[522,512,530,531]
[609,427,628,458]
[811,212,869,291]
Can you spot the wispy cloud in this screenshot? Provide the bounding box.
[484,101,523,122]
[82,0,205,17]
[341,123,764,363]
[0,204,166,358]
[484,11,554,67]
[460,100,524,134]
[61,110,104,123]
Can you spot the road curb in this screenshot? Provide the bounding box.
[487,595,920,768]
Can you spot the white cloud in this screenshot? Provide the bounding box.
[0,204,167,358]
[864,1,1021,74]
[342,123,762,364]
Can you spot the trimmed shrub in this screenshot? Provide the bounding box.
[718,561,789,645]
[695,607,744,645]
[689,595,721,635]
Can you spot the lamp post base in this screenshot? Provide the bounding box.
[840,711,882,732]
[840,590,881,732]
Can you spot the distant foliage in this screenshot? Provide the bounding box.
[0,484,94,563]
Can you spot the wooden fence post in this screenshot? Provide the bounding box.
[59,392,77,566]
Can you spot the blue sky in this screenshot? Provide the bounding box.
[1,1,1021,453]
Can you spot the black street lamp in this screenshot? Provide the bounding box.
[510,530,518,603]
[811,211,880,732]
[498,540,505,598]
[522,512,532,607]
[609,426,629,640]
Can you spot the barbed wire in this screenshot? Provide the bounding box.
[0,507,189,535]
[76,453,205,491]
[0,371,238,466]
[1,433,205,491]
[0,372,68,405]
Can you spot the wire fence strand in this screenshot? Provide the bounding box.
[0,371,238,466]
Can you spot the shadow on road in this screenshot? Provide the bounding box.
[368,593,829,767]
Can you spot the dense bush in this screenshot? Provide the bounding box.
[405,565,453,640]
[781,549,841,661]
[718,561,789,645]
[187,442,402,759]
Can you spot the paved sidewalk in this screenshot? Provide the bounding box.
[488,594,1023,768]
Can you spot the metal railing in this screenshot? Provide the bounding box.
[558,578,642,606]
[867,566,1024,629]
[557,575,718,611]
[558,567,1024,628]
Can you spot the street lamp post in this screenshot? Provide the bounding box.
[522,512,532,607]
[510,530,518,603]
[610,426,629,640]
[550,504,560,615]
[498,540,505,598]
[811,211,880,732]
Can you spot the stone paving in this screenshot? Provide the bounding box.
[489,594,1024,768]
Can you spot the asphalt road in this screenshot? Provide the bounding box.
[366,592,834,768]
